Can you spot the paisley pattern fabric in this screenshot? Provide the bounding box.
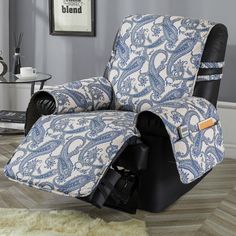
[106,14,215,112]
[43,77,113,114]
[144,96,224,183]
[200,62,225,69]
[4,111,140,198]
[197,74,223,81]
[4,15,225,198]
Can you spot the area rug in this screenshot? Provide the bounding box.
[0,208,148,236]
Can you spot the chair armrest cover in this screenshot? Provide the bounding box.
[139,97,224,184]
[42,77,113,114]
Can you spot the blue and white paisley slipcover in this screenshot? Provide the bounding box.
[106,15,218,111]
[5,15,225,198]
[46,77,113,114]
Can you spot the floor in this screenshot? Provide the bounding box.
[0,135,236,236]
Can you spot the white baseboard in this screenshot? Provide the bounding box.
[218,101,236,159]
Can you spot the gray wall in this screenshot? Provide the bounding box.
[0,0,9,64]
[9,0,236,102]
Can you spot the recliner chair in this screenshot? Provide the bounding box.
[5,15,228,213]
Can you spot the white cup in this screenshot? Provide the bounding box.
[20,67,37,77]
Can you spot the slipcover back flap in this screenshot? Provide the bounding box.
[106,15,215,112]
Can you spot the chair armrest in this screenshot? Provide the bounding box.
[43,77,112,114]
[138,96,221,142]
[137,96,224,184]
[25,77,113,134]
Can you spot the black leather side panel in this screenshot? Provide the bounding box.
[193,24,228,107]
[25,92,56,134]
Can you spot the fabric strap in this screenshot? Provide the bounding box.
[197,74,223,82]
[200,62,225,69]
[178,118,217,139]
[197,61,224,81]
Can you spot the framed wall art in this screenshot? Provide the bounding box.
[49,0,96,36]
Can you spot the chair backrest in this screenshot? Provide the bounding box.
[105,15,227,112]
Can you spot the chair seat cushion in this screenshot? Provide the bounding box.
[5,111,140,198]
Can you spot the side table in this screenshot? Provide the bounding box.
[0,72,52,135]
